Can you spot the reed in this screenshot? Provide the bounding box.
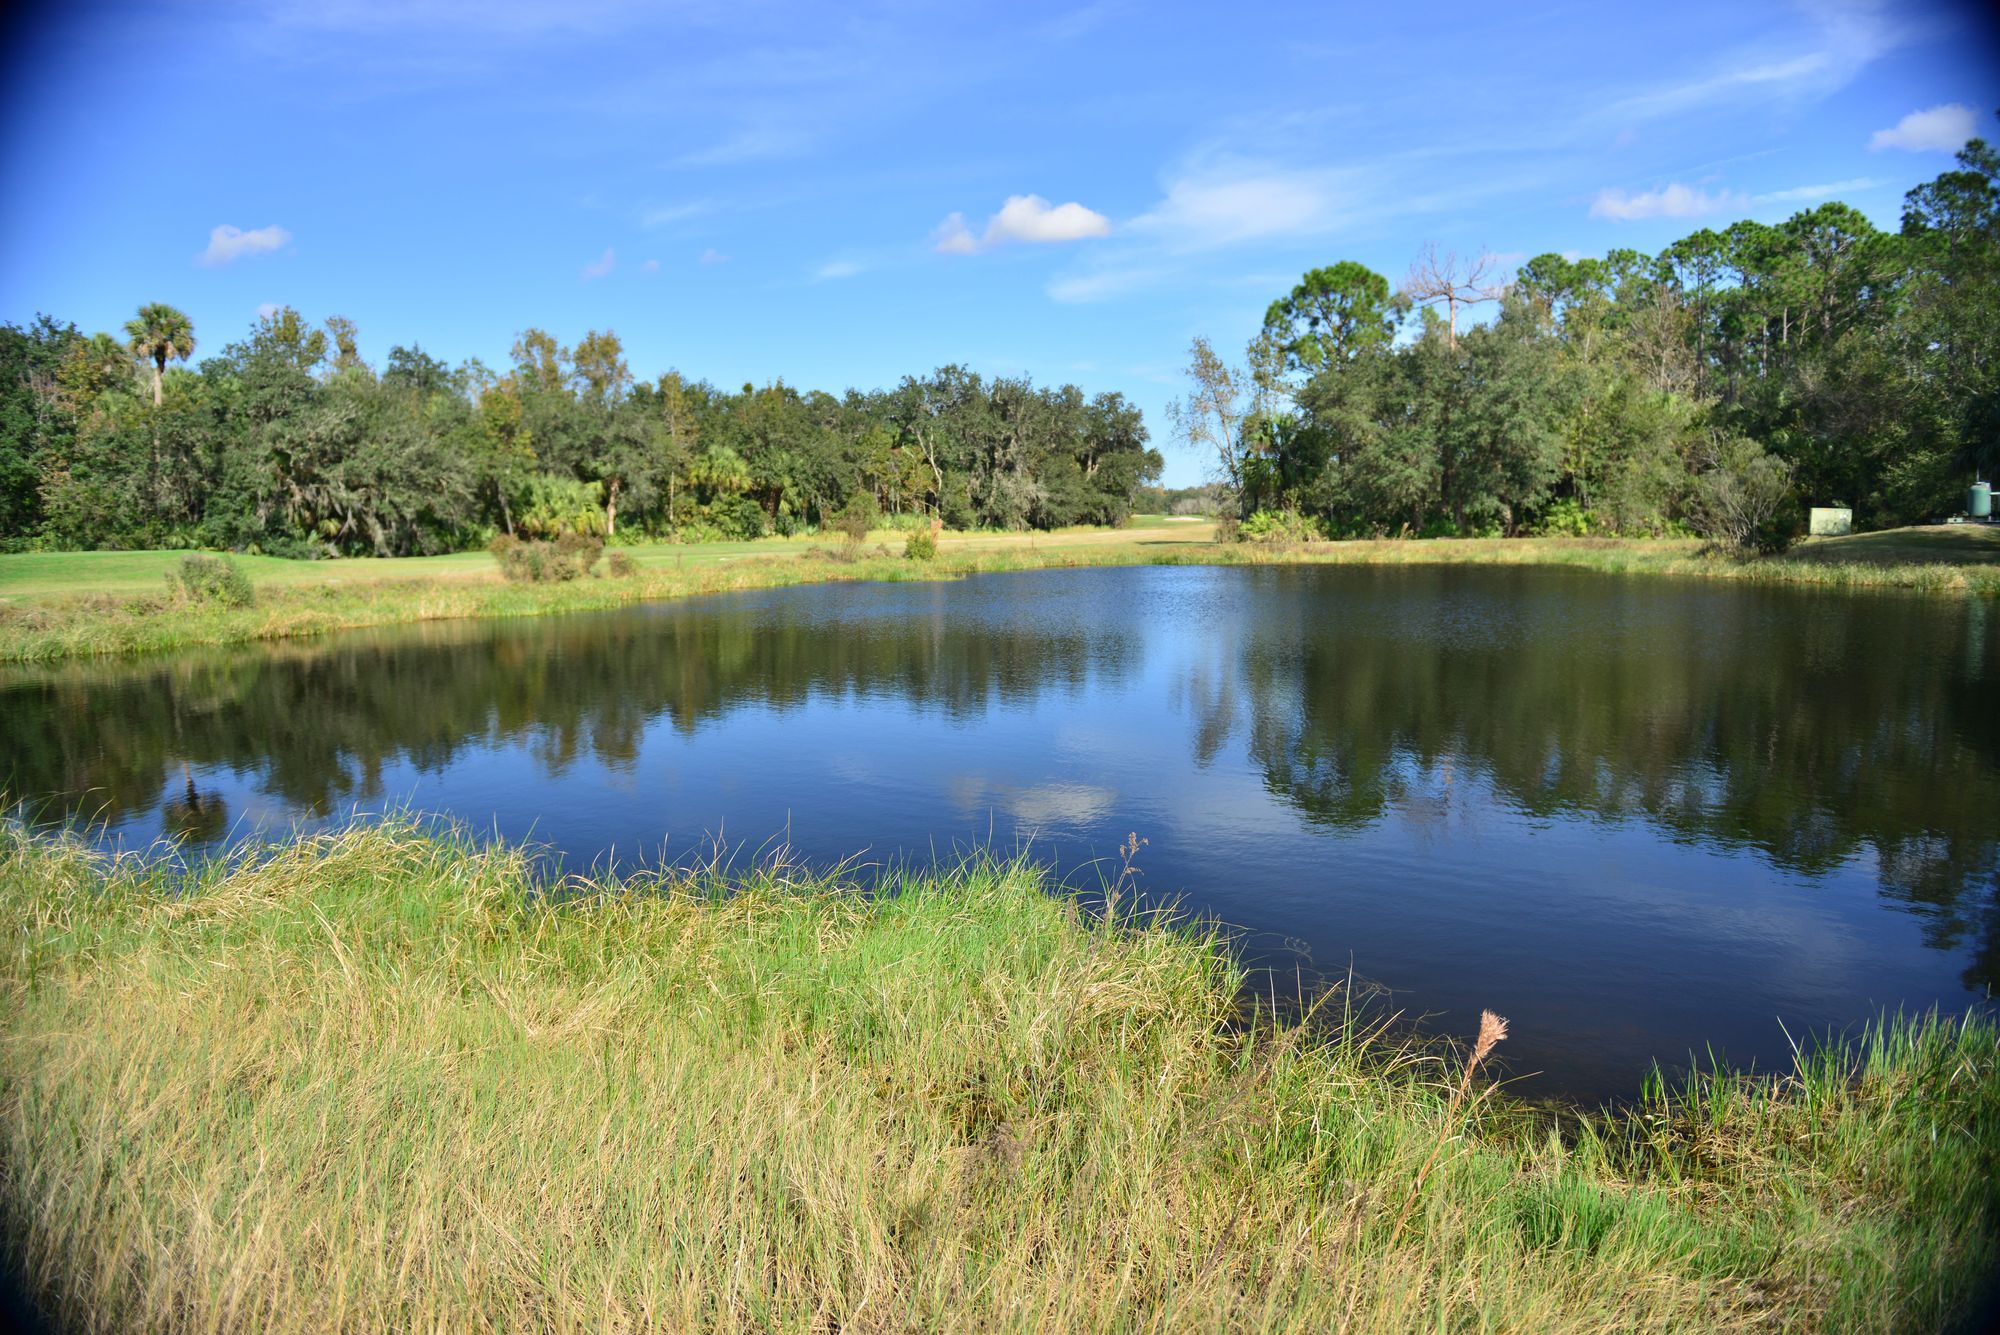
[2,819,1996,1331]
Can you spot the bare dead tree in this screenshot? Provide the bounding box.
[1401,243,1503,348]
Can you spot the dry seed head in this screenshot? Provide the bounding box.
[1473,1010,1508,1065]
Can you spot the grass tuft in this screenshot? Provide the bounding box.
[1,819,1996,1331]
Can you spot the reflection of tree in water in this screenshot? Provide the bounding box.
[6,569,1998,988]
[1211,578,2000,989]
[159,764,228,844]
[0,602,1136,830]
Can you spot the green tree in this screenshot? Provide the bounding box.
[1260,262,1400,373]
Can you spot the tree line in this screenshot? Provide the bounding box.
[1178,120,2000,546]
[0,310,1162,556]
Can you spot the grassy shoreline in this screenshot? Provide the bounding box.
[2,819,1996,1331]
[2,527,1998,663]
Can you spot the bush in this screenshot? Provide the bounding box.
[832,491,880,545]
[704,495,770,541]
[1212,512,1240,543]
[1239,509,1327,544]
[513,476,606,540]
[1689,436,1799,554]
[489,532,604,582]
[167,553,255,608]
[606,551,638,578]
[904,525,939,561]
[1531,500,1594,537]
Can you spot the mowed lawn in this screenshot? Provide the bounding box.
[0,520,1219,601]
[1788,522,2000,565]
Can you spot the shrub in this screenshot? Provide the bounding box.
[489,532,604,582]
[1690,436,1799,554]
[1528,499,1592,535]
[704,495,769,541]
[832,491,879,545]
[1239,509,1326,544]
[513,476,606,540]
[167,553,255,608]
[1213,512,1240,543]
[904,525,939,561]
[606,550,638,578]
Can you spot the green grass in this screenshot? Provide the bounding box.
[0,525,1213,600]
[1787,523,2000,566]
[1,819,1995,1331]
[3,525,1998,663]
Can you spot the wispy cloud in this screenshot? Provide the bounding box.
[1037,2,1130,42]
[933,195,1112,254]
[1607,53,1833,123]
[581,247,616,280]
[640,258,661,275]
[642,200,712,227]
[1869,103,1977,152]
[674,128,804,167]
[1603,0,1916,126]
[1753,177,1885,204]
[1588,183,1746,221]
[1128,160,1351,250]
[814,259,862,281]
[699,248,730,265]
[1047,267,1169,304]
[201,224,291,265]
[932,213,979,255]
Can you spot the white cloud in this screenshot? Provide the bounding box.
[699,248,730,265]
[1128,164,1345,249]
[1869,103,1977,153]
[581,247,616,280]
[1588,183,1747,221]
[985,194,1112,244]
[932,195,1111,254]
[201,224,291,265]
[814,259,862,280]
[1752,177,1885,205]
[640,258,660,275]
[931,212,979,254]
[255,302,281,319]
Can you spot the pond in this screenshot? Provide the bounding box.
[4,564,1996,1101]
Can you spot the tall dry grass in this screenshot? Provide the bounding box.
[1,820,1996,1331]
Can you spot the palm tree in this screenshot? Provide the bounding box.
[123,303,196,407]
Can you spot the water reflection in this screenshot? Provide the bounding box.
[2,593,1138,825]
[4,565,1996,1091]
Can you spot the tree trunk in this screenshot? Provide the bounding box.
[497,481,514,537]
[604,476,620,538]
[152,359,164,408]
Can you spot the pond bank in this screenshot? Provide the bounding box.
[2,529,1998,664]
[2,820,1996,1332]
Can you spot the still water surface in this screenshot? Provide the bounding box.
[5,564,1996,1100]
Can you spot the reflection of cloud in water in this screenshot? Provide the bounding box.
[826,755,877,784]
[949,776,1119,830]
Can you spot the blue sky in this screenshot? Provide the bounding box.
[2,1,1996,486]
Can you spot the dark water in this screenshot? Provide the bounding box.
[4,564,1996,1100]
